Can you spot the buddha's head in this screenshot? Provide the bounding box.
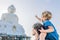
[8,5,16,13]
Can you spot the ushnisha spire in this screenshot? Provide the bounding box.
[8,5,16,10]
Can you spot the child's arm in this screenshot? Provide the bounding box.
[35,15,42,22]
[39,26,54,33]
[45,26,54,33]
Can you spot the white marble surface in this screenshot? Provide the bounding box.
[0,20,25,35]
[1,13,18,24]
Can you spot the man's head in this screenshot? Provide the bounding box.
[33,23,44,34]
[8,5,16,13]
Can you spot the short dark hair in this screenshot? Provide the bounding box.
[33,23,44,34]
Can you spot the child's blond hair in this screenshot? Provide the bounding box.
[42,11,52,20]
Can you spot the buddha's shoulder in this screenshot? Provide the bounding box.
[2,13,16,16]
[2,13,8,15]
[1,13,8,17]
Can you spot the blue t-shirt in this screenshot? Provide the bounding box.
[43,20,59,40]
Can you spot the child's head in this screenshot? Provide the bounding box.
[41,11,52,21]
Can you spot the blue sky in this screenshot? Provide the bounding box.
[0,0,60,37]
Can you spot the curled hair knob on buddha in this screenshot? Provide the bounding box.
[8,5,16,13]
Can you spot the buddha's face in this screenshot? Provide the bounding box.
[8,5,16,13]
[8,8,16,13]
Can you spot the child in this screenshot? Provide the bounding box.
[32,11,59,40]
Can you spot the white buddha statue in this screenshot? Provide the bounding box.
[1,5,18,24]
[1,5,25,35]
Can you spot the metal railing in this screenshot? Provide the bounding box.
[0,34,31,40]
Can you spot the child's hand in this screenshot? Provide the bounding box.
[35,15,38,18]
[35,15,42,21]
[39,27,46,33]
